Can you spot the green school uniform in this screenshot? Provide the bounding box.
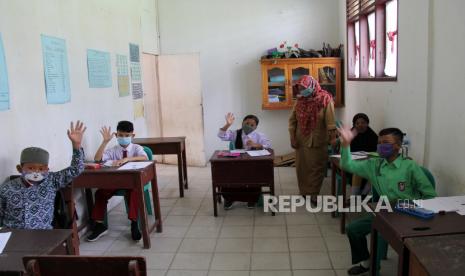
[340,146,437,267]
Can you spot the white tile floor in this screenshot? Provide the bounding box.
[79,164,398,276]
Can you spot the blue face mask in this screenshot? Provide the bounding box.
[377,143,395,159]
[117,137,132,146]
[300,87,314,97]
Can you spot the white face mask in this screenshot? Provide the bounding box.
[23,172,47,183]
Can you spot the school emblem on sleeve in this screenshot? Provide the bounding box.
[398,182,406,191]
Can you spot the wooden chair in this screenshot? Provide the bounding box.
[23,256,146,276]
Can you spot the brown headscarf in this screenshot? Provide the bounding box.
[295,75,333,137]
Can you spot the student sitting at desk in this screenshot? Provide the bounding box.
[0,121,86,229]
[337,126,436,275]
[87,121,148,242]
[218,113,271,209]
[348,113,378,196]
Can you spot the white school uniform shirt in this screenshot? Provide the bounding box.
[102,143,147,161]
[218,129,272,150]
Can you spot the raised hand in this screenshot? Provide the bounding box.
[67,120,87,149]
[225,112,235,126]
[337,124,356,147]
[100,126,113,143]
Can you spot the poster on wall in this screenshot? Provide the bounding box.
[129,43,143,100]
[87,49,112,88]
[129,43,144,118]
[41,35,71,104]
[116,54,129,97]
[0,33,10,111]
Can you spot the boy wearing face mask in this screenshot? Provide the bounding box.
[337,126,436,275]
[0,121,86,230]
[218,113,272,209]
[86,120,148,242]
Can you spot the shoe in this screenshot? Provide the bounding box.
[131,221,142,241]
[86,223,108,242]
[224,200,234,210]
[247,202,256,209]
[347,264,370,275]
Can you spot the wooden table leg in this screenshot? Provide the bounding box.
[341,170,347,234]
[177,148,185,198]
[182,147,188,189]
[398,245,410,276]
[137,177,151,249]
[150,164,163,233]
[212,182,218,217]
[270,179,275,216]
[331,162,336,218]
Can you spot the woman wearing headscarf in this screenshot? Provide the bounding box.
[348,113,378,195]
[289,75,336,203]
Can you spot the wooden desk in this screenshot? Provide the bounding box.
[0,229,75,275]
[72,161,162,249]
[133,137,188,198]
[209,150,275,217]
[405,234,465,276]
[369,210,465,276]
[330,157,348,234]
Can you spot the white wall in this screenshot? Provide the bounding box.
[425,0,465,196]
[157,0,341,159]
[338,0,465,195]
[0,0,157,220]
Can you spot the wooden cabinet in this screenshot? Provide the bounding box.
[260,57,343,109]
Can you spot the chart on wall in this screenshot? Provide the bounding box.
[116,54,130,97]
[129,43,144,118]
[87,49,112,88]
[0,33,9,111]
[41,35,71,104]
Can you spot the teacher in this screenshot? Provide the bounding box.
[288,75,336,204]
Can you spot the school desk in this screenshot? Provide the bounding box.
[369,210,465,276]
[209,150,275,216]
[72,161,162,249]
[404,233,465,276]
[0,228,75,275]
[133,137,188,198]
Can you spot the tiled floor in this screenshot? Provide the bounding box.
[79,164,398,276]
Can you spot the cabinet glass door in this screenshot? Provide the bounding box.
[316,65,337,99]
[289,65,311,100]
[266,67,287,104]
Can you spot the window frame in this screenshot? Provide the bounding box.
[346,0,398,81]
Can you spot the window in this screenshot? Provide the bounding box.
[346,0,398,81]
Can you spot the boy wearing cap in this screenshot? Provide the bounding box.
[0,121,86,229]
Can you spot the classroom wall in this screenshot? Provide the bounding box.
[0,0,158,221]
[337,0,465,195]
[425,0,465,196]
[157,0,341,158]
[336,0,430,163]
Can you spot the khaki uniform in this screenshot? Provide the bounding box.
[289,101,336,196]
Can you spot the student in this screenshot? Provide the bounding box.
[337,126,436,275]
[87,121,148,242]
[219,113,271,150]
[348,113,378,196]
[218,113,271,209]
[0,121,86,229]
